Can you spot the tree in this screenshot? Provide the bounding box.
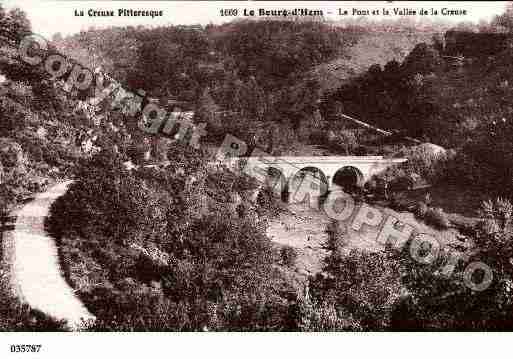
[401,43,441,76]
[491,2,513,32]
[307,241,402,330]
[0,7,31,44]
[196,87,218,128]
[52,32,63,43]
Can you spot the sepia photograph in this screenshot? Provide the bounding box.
[1,0,513,356]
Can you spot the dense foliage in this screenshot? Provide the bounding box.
[46,146,295,331]
[323,30,513,192]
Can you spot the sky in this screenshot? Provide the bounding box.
[2,1,509,38]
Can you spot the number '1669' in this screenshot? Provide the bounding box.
[220,9,238,16]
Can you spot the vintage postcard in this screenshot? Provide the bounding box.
[0,0,511,357]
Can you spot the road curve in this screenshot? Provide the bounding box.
[2,180,95,330]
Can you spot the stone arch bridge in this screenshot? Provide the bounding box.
[221,155,408,202]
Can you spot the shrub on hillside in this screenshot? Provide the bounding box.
[309,247,402,330]
[477,197,513,246]
[330,129,359,155]
[325,220,347,251]
[400,144,448,183]
[390,231,513,330]
[47,143,297,330]
[296,292,360,331]
[389,192,412,212]
[205,165,258,204]
[401,43,442,76]
[462,116,513,191]
[389,239,475,330]
[280,246,298,268]
[414,201,429,219]
[255,185,283,217]
[369,144,450,198]
[0,137,25,168]
[309,127,360,155]
[424,207,450,229]
[48,149,157,242]
[0,161,43,207]
[308,225,402,330]
[0,302,67,331]
[84,212,293,331]
[0,97,28,137]
[442,151,494,187]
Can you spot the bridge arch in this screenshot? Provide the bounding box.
[288,166,329,203]
[332,166,364,192]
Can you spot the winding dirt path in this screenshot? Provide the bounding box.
[2,180,95,330]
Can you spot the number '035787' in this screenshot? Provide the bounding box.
[10,345,42,353]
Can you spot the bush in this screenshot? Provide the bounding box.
[476,197,513,246]
[336,129,359,153]
[389,176,414,192]
[309,247,402,330]
[280,246,298,268]
[0,137,25,168]
[255,185,283,217]
[462,115,513,191]
[424,207,450,229]
[0,97,28,137]
[441,150,496,188]
[49,150,155,241]
[390,239,476,330]
[389,192,411,212]
[310,127,359,155]
[296,292,360,331]
[399,144,448,183]
[325,220,347,251]
[369,165,410,199]
[414,201,429,219]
